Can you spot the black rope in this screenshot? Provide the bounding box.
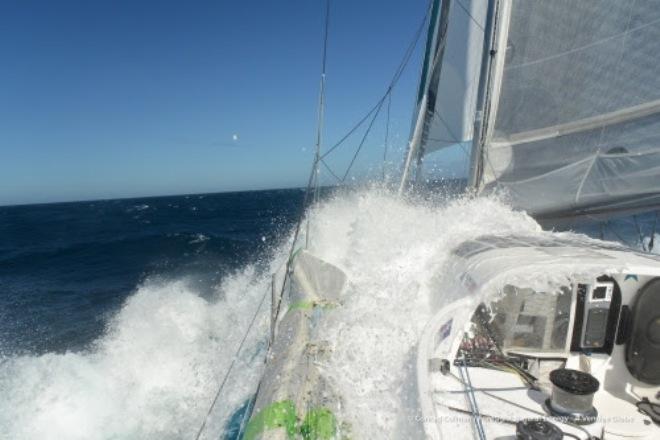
[193,285,269,440]
[437,401,517,425]
[446,371,594,439]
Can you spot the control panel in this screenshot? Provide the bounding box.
[580,282,614,349]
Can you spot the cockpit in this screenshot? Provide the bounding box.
[419,235,660,439]
[476,276,660,387]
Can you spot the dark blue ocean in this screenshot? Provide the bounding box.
[0,189,303,356]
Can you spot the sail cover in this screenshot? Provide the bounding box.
[475,0,660,219]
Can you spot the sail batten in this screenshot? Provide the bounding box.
[491,99,660,149]
[473,0,660,220]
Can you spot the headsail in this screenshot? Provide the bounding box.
[400,0,487,190]
[405,0,660,222]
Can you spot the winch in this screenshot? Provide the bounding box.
[546,368,599,424]
[516,419,563,440]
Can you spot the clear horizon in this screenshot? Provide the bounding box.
[1,0,465,206]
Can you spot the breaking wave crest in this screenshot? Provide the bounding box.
[1,187,560,439]
[304,188,541,438]
[0,265,277,439]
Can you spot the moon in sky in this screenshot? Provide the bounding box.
[232,134,239,141]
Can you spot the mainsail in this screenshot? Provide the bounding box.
[404,0,660,221]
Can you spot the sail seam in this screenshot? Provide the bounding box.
[505,16,660,71]
[489,99,660,149]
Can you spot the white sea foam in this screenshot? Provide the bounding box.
[301,187,541,438]
[642,233,660,255]
[189,233,210,244]
[127,204,150,213]
[0,187,613,439]
[0,262,280,439]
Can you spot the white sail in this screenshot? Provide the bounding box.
[406,0,660,221]
[472,0,660,220]
[401,0,487,186]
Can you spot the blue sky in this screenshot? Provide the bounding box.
[0,0,464,206]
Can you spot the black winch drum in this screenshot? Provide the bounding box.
[546,368,599,424]
[516,419,563,440]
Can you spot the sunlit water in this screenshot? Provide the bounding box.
[1,186,658,439]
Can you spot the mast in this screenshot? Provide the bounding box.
[468,0,498,190]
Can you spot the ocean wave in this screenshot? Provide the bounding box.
[0,266,275,440]
[189,233,210,244]
[0,232,244,271]
[0,186,631,439]
[126,204,150,213]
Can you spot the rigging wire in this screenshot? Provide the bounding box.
[454,0,486,32]
[281,0,433,318]
[194,5,334,432]
[306,0,331,248]
[435,401,582,440]
[320,0,432,162]
[341,89,390,181]
[338,0,432,181]
[321,158,342,182]
[193,2,433,438]
[459,334,487,440]
[383,91,392,179]
[193,285,269,440]
[312,0,331,204]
